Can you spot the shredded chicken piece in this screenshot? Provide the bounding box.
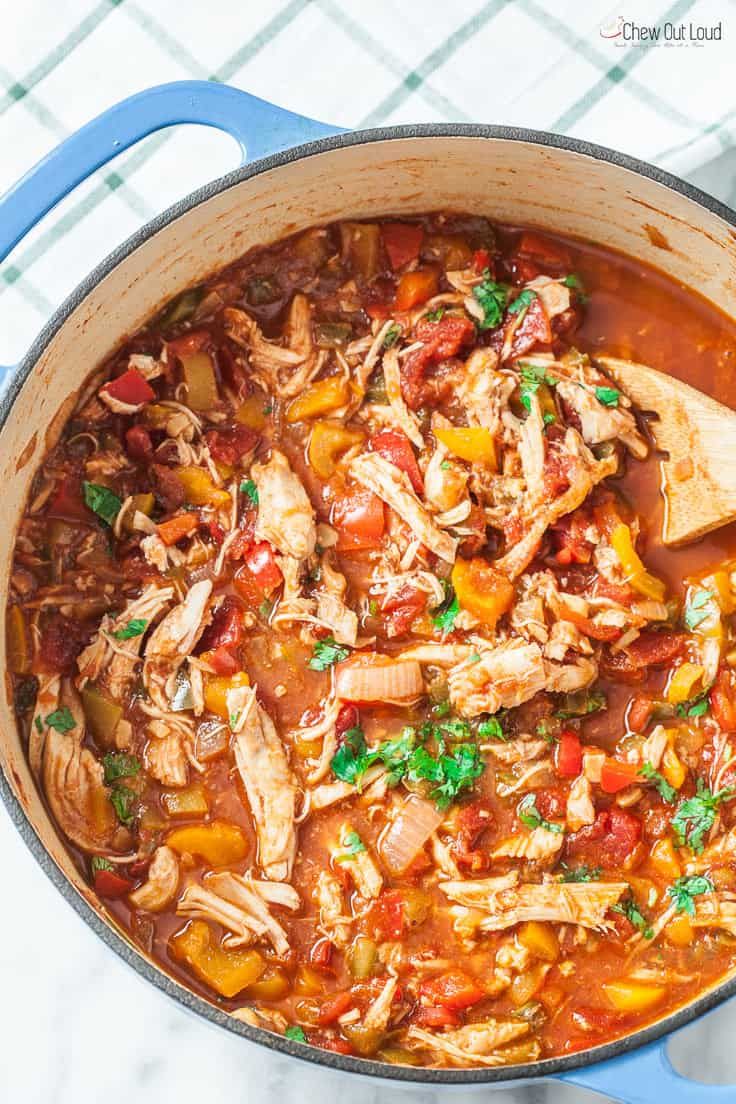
[448,640,547,718]
[178,872,298,956]
[441,871,627,931]
[232,688,297,881]
[29,673,60,776]
[314,871,352,948]
[223,294,321,398]
[42,681,119,853]
[145,719,191,787]
[292,694,340,785]
[566,775,596,831]
[315,556,358,645]
[483,737,548,764]
[491,827,563,862]
[556,378,647,459]
[350,452,457,563]
[330,822,383,899]
[363,975,399,1032]
[382,346,423,448]
[456,347,509,433]
[143,580,212,709]
[251,449,316,561]
[129,846,179,911]
[406,1021,534,1068]
[691,892,736,937]
[640,724,668,770]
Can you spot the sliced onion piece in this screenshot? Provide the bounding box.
[335,655,423,704]
[379,794,443,874]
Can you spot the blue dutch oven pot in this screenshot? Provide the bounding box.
[1,81,735,1103]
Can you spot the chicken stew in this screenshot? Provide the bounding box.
[8,212,736,1068]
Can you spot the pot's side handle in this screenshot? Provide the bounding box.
[0,79,343,264]
[555,1036,733,1103]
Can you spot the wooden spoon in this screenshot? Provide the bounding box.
[596,355,736,546]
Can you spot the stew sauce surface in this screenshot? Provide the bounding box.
[8,212,736,1068]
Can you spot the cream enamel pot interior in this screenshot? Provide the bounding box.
[1,81,736,1101]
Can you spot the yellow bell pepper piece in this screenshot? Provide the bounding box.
[166,820,249,866]
[308,421,366,480]
[175,466,231,508]
[6,605,30,675]
[245,966,290,1000]
[81,684,123,748]
[434,426,497,468]
[610,523,666,602]
[667,663,704,705]
[517,921,559,963]
[181,352,219,411]
[235,393,269,430]
[664,914,694,947]
[294,964,324,996]
[203,670,251,720]
[661,744,687,790]
[649,837,681,881]
[451,558,514,629]
[603,980,666,1013]
[285,376,349,423]
[161,784,209,818]
[170,920,265,998]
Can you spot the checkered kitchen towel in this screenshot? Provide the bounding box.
[1,0,734,367]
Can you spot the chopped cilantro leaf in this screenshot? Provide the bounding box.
[262,401,274,415]
[639,761,677,803]
[595,386,620,407]
[34,715,43,734]
[44,708,76,733]
[112,618,148,641]
[407,742,484,810]
[559,863,601,883]
[555,690,606,719]
[478,716,507,741]
[612,896,653,939]
[440,460,451,471]
[309,635,350,671]
[378,729,417,786]
[83,481,122,526]
[103,752,141,784]
[90,856,115,875]
[684,589,715,631]
[110,784,136,827]
[543,411,556,426]
[562,274,590,303]
[337,830,366,860]
[425,307,445,323]
[229,711,240,730]
[240,479,259,505]
[507,288,537,316]
[676,693,709,718]
[668,874,714,917]
[432,699,451,718]
[285,1026,307,1043]
[517,793,564,834]
[518,362,557,412]
[432,586,459,634]
[672,779,733,853]
[383,324,401,349]
[258,599,273,620]
[331,727,371,785]
[437,718,473,741]
[472,277,509,330]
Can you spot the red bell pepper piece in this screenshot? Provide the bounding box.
[555,729,583,778]
[332,489,385,551]
[101,368,155,407]
[317,990,354,1026]
[599,758,640,794]
[93,868,133,898]
[369,428,423,494]
[419,970,484,1011]
[382,222,424,270]
[244,541,283,594]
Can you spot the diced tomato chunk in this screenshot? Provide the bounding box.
[401,315,476,410]
[101,368,155,407]
[368,890,405,942]
[335,704,359,739]
[380,584,427,638]
[412,1005,461,1028]
[556,729,583,778]
[507,296,553,359]
[332,489,385,551]
[39,614,93,673]
[166,330,210,359]
[125,424,153,460]
[419,971,484,1011]
[551,511,594,565]
[93,868,133,898]
[535,787,567,820]
[205,424,259,466]
[48,475,91,523]
[312,1034,354,1055]
[624,632,685,668]
[317,990,354,1026]
[243,542,283,595]
[382,222,424,270]
[599,758,640,794]
[711,668,736,732]
[204,646,240,676]
[566,807,641,867]
[370,429,423,494]
[472,248,490,274]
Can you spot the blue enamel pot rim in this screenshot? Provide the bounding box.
[2,119,736,1087]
